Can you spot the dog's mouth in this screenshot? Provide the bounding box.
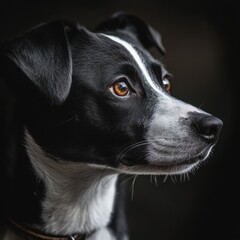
[118,144,214,175]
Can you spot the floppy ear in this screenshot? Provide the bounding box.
[95,12,165,56]
[4,21,73,105]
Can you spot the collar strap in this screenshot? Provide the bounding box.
[8,219,86,240]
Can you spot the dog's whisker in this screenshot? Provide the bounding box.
[118,141,149,159]
[170,176,175,184]
[163,175,168,183]
[53,116,76,128]
[198,103,205,109]
[120,175,136,185]
[154,176,158,187]
[183,173,186,182]
[179,174,183,183]
[118,138,177,160]
[130,175,138,200]
[174,175,178,183]
[170,175,179,184]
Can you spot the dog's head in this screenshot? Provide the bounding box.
[1,12,222,176]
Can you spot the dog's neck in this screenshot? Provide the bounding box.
[21,131,118,236]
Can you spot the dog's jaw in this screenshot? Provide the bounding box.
[24,130,118,236]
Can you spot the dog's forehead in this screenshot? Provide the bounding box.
[98,33,164,94]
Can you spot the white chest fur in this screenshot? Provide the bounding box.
[25,131,118,236]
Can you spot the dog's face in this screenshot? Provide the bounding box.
[3,13,222,176]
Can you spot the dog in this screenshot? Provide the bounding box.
[0,12,222,240]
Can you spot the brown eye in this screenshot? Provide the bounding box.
[111,81,130,97]
[162,78,171,93]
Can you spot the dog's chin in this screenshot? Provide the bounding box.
[118,161,199,175]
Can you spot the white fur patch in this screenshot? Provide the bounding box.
[102,34,161,94]
[86,228,116,240]
[25,130,118,236]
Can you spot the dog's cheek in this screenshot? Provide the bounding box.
[81,96,109,130]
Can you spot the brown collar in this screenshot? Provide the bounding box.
[8,219,87,240]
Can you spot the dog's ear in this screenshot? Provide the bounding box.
[4,21,73,105]
[95,12,165,56]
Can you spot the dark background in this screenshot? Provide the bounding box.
[0,0,239,239]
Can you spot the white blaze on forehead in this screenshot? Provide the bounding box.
[102,34,161,94]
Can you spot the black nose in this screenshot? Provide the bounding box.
[192,113,223,143]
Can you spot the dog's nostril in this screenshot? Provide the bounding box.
[194,115,223,142]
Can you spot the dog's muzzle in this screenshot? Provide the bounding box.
[118,93,223,175]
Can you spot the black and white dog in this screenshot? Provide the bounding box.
[0,12,222,240]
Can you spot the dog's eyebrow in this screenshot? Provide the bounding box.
[101,34,162,94]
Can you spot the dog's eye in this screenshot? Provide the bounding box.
[111,80,130,97]
[162,77,171,93]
